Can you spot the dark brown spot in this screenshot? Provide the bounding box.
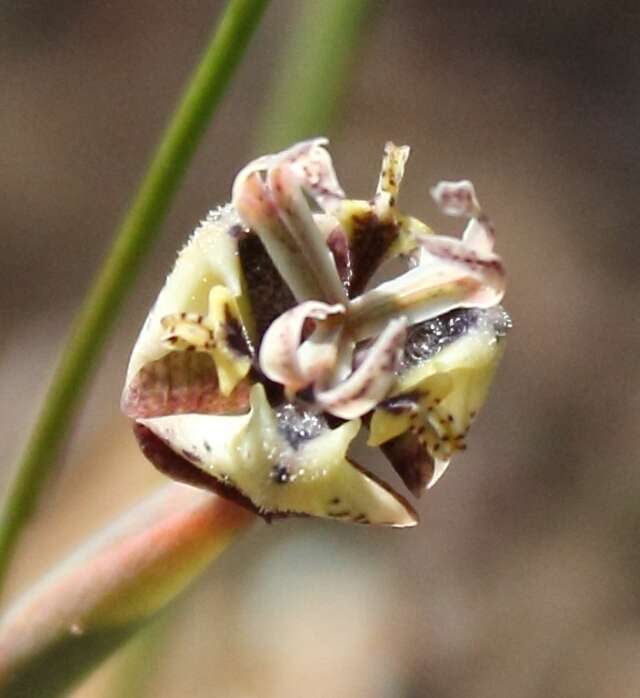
[181,449,201,463]
[223,306,253,357]
[379,391,422,413]
[227,224,248,239]
[380,431,435,498]
[271,463,291,484]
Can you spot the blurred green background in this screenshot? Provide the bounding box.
[1,1,639,696]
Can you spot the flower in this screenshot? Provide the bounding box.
[122,139,510,527]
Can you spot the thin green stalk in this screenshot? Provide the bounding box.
[256,0,371,152]
[107,611,173,698]
[0,0,270,593]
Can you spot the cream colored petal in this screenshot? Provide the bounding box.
[204,287,252,396]
[369,312,508,490]
[347,259,482,340]
[141,385,417,527]
[123,205,245,393]
[417,234,505,308]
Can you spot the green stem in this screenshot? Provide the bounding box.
[0,485,255,697]
[0,0,270,594]
[255,0,371,152]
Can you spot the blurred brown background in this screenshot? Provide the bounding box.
[2,1,640,696]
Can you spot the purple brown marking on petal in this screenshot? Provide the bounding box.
[270,463,291,484]
[133,424,314,524]
[347,457,419,522]
[347,212,399,297]
[326,227,352,292]
[378,391,422,414]
[223,306,253,357]
[133,422,258,515]
[122,352,251,418]
[380,431,435,498]
[237,231,297,345]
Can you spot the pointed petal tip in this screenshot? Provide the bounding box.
[389,507,420,528]
[427,458,450,489]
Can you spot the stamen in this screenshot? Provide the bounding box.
[375,142,410,220]
[346,179,505,340]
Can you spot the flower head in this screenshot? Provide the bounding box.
[122,139,510,526]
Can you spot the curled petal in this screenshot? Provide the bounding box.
[259,301,345,394]
[285,138,345,212]
[234,138,344,210]
[431,179,495,252]
[430,180,480,218]
[316,317,408,419]
[420,180,503,303]
[347,261,483,340]
[268,163,348,304]
[347,178,505,339]
[233,171,324,302]
[417,235,505,309]
[232,140,347,304]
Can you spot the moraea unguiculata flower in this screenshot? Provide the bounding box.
[122,139,510,527]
